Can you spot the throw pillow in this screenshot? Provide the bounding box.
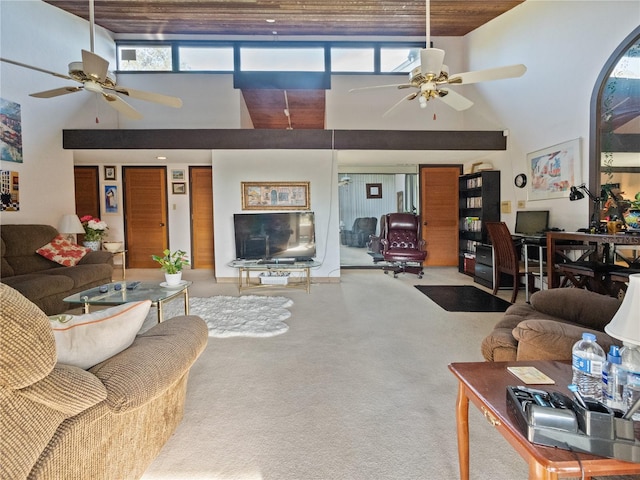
[49,300,152,369]
[36,235,90,266]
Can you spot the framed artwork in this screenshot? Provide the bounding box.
[104,185,118,214]
[171,169,185,181]
[527,138,580,201]
[366,183,382,199]
[0,170,19,211]
[172,182,186,194]
[0,98,23,163]
[241,181,310,210]
[104,166,116,181]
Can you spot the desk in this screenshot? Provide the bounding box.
[449,360,640,480]
[546,232,640,288]
[228,260,320,293]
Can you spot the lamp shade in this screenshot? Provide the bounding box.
[58,214,85,234]
[605,274,640,346]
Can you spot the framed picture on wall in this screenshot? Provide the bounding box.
[526,138,580,201]
[104,166,116,181]
[171,169,185,181]
[172,182,186,194]
[241,181,310,210]
[104,185,118,214]
[366,183,382,199]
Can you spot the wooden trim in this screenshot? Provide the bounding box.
[62,129,507,151]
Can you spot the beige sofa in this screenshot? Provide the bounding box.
[0,284,209,480]
[481,288,623,362]
[1,224,113,315]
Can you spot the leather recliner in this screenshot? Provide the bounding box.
[381,213,427,278]
[341,217,378,248]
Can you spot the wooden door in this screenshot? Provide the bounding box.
[74,166,99,218]
[190,166,215,269]
[123,167,168,268]
[420,165,462,266]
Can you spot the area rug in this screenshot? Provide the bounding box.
[414,285,512,312]
[149,295,293,337]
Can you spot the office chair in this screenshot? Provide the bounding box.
[381,213,427,278]
[485,222,537,303]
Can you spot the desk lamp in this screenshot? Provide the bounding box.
[58,214,85,242]
[569,184,606,232]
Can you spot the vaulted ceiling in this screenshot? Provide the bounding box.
[42,0,525,129]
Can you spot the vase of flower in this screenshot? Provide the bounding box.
[152,249,189,285]
[79,215,108,248]
[83,240,101,251]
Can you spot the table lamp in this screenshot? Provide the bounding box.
[605,273,640,345]
[58,214,85,243]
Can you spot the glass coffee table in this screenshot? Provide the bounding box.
[63,280,191,324]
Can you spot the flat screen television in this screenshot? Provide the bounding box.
[515,210,550,235]
[233,212,316,261]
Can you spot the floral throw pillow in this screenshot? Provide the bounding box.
[36,235,90,266]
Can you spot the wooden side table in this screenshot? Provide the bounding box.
[448,361,640,480]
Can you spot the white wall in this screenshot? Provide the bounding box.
[462,0,640,231]
[212,150,340,279]
[2,0,638,274]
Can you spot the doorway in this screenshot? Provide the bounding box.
[123,166,169,268]
[338,172,418,268]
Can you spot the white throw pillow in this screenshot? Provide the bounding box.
[49,300,152,369]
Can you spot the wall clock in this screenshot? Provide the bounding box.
[514,173,527,188]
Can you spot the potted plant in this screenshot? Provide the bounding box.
[152,249,189,285]
[79,215,108,251]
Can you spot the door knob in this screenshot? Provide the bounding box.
[160,223,165,227]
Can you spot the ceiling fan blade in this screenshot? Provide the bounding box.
[30,86,83,98]
[437,88,474,111]
[382,92,419,117]
[102,93,143,119]
[113,86,183,108]
[448,64,527,85]
[0,57,73,80]
[420,48,445,76]
[81,49,109,83]
[349,83,413,93]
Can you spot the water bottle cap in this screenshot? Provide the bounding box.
[582,332,596,341]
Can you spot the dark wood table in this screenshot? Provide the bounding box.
[546,232,640,288]
[448,361,640,480]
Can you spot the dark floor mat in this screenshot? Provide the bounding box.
[414,285,512,312]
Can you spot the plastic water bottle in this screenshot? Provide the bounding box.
[602,345,626,410]
[620,343,640,420]
[572,332,605,401]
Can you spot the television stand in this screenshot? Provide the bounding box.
[228,259,321,293]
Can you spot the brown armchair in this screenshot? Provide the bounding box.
[381,213,427,278]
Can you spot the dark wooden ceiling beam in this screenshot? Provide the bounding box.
[62,129,507,151]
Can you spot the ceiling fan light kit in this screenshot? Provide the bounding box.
[1,0,182,120]
[350,0,527,115]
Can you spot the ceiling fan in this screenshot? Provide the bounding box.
[350,0,526,115]
[0,0,182,120]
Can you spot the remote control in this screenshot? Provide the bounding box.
[126,281,141,290]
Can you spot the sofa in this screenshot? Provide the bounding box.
[1,224,113,315]
[0,284,209,480]
[481,288,623,362]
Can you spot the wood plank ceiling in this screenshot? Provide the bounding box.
[43,0,525,129]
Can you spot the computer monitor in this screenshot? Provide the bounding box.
[515,210,549,235]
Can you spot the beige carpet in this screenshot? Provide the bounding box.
[133,268,638,480]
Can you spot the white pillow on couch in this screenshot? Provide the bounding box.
[49,300,152,369]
